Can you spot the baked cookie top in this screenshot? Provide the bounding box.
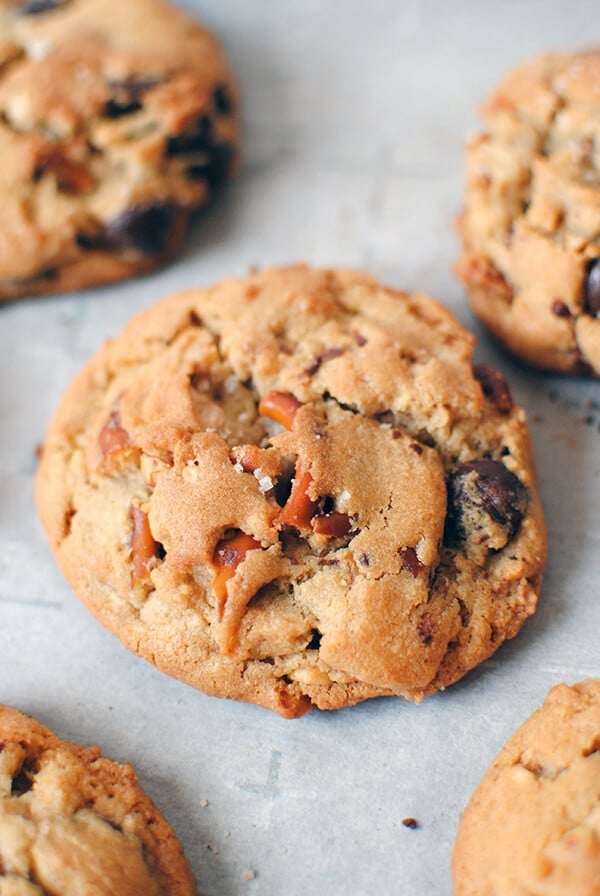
[36,266,547,717]
[0,704,196,896]
[0,0,238,300]
[456,50,600,375]
[453,679,600,896]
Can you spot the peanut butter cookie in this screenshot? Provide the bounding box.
[36,265,546,717]
[0,704,196,895]
[0,0,238,300]
[457,50,600,375]
[453,679,600,895]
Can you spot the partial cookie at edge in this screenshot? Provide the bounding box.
[453,679,600,896]
[0,0,239,300]
[456,49,600,375]
[0,704,197,896]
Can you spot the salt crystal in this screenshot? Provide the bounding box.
[27,37,52,61]
[258,475,273,494]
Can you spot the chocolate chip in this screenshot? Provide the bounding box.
[105,98,142,118]
[11,756,38,796]
[19,0,65,14]
[473,364,513,412]
[104,79,161,118]
[399,546,423,577]
[166,116,212,156]
[552,300,572,319]
[402,817,419,829]
[583,258,600,317]
[186,143,235,190]
[78,202,176,255]
[448,459,527,540]
[409,441,423,453]
[358,552,370,566]
[213,83,233,115]
[307,629,322,650]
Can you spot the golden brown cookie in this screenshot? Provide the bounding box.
[453,679,600,896]
[456,50,600,375]
[0,704,196,895]
[0,0,238,300]
[36,265,546,717]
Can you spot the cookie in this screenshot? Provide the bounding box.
[453,679,600,895]
[456,50,600,375]
[0,704,196,895]
[0,0,238,300]
[36,265,546,718]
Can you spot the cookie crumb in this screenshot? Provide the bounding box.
[242,870,256,881]
[402,817,419,829]
[199,798,209,808]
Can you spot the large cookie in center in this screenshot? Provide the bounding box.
[36,266,547,717]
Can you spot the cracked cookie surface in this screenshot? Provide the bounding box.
[453,679,600,896]
[36,265,547,717]
[456,50,600,375]
[0,704,196,896]
[0,0,238,300]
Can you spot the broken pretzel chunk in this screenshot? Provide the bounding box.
[258,391,301,429]
[274,463,318,530]
[98,406,130,457]
[130,505,163,584]
[211,531,261,618]
[235,444,262,473]
[312,511,352,537]
[35,153,95,194]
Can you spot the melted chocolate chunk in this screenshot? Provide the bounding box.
[19,0,65,13]
[584,258,600,317]
[166,116,213,156]
[213,83,233,115]
[448,459,527,541]
[78,202,176,255]
[473,363,513,412]
[186,142,234,190]
[399,546,423,577]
